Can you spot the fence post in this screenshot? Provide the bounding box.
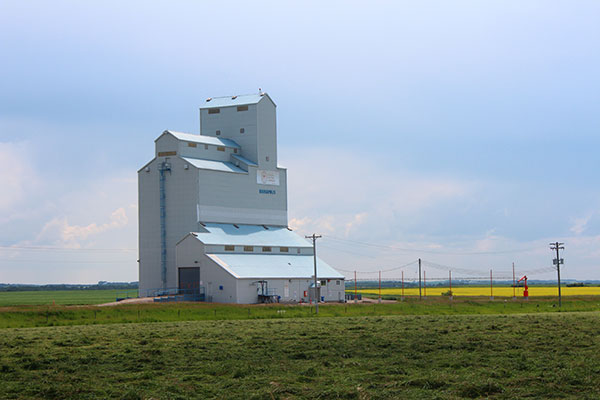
[401,270,404,301]
[490,269,494,300]
[378,270,381,304]
[354,270,357,304]
[449,270,453,301]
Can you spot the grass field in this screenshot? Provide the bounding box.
[354,286,600,297]
[0,289,137,306]
[1,312,599,399]
[1,297,600,329]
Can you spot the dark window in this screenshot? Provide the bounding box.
[262,246,272,252]
[216,130,221,136]
[280,247,289,253]
[188,142,196,148]
[225,245,234,251]
[240,128,245,133]
[244,246,253,252]
[204,144,208,150]
[237,105,248,112]
[321,280,327,286]
[234,148,238,153]
[217,146,225,152]
[208,108,220,114]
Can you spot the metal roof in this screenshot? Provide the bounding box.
[231,154,258,167]
[192,223,311,247]
[200,93,274,109]
[207,253,344,279]
[181,157,247,174]
[162,130,240,148]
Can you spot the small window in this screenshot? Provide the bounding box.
[216,130,221,136]
[234,148,238,154]
[321,280,327,286]
[208,108,220,114]
[280,247,289,253]
[336,280,341,285]
[297,248,301,254]
[204,144,208,150]
[240,128,245,133]
[237,105,248,112]
[217,146,225,152]
[244,246,253,252]
[262,246,272,252]
[188,142,197,148]
[266,156,269,161]
[158,151,176,157]
[225,245,234,251]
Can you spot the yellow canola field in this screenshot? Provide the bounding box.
[353,286,600,297]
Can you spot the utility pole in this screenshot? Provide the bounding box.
[512,262,516,300]
[550,242,564,308]
[306,234,322,314]
[418,258,422,300]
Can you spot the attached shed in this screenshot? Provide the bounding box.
[176,223,345,304]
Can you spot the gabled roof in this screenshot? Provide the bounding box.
[159,130,240,148]
[200,93,276,109]
[181,157,246,174]
[207,253,344,279]
[191,223,311,247]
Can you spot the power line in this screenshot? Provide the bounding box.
[322,235,538,255]
[0,245,136,252]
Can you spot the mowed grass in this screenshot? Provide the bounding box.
[1,312,599,399]
[355,286,600,297]
[0,289,137,306]
[1,297,600,329]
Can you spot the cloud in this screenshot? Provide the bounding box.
[0,141,41,216]
[283,147,476,239]
[570,215,591,235]
[35,207,129,247]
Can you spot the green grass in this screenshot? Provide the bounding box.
[1,312,599,399]
[1,296,600,329]
[0,289,137,306]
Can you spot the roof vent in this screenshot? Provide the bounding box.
[206,98,212,102]
[231,95,237,100]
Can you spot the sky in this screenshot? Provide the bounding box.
[1,0,599,283]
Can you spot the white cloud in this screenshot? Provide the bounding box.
[284,147,476,239]
[35,207,129,247]
[0,141,41,217]
[570,214,592,235]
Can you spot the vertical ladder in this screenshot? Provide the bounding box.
[158,160,171,289]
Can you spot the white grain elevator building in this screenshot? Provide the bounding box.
[138,93,345,303]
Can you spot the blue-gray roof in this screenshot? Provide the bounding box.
[200,93,274,109]
[231,154,258,167]
[163,130,240,148]
[193,223,311,247]
[182,157,246,174]
[207,253,344,279]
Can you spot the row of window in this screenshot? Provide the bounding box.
[223,245,298,253]
[207,105,249,114]
[215,128,245,136]
[187,142,238,154]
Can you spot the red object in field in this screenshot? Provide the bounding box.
[303,290,307,297]
[517,275,528,298]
